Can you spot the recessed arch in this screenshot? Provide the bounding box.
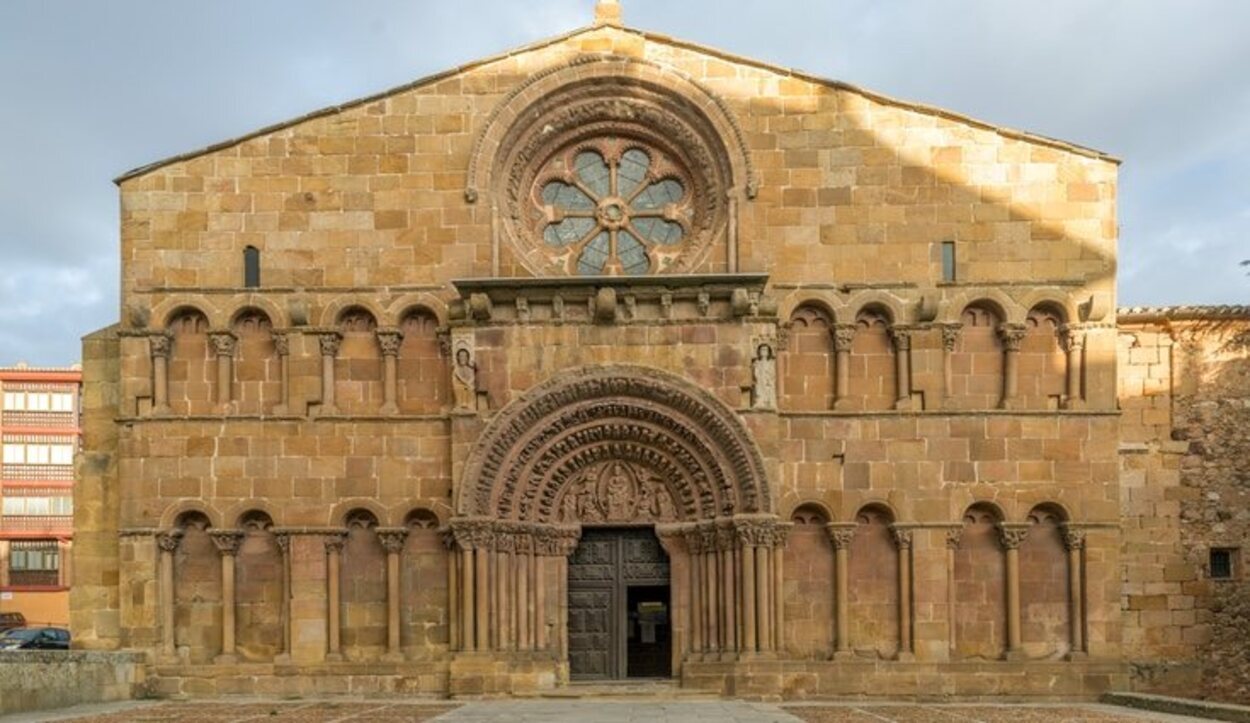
[330,498,390,528]
[152,296,224,330]
[389,293,449,328]
[458,365,771,523]
[160,501,222,530]
[319,296,389,328]
[845,291,908,327]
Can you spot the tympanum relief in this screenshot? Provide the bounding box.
[558,461,678,523]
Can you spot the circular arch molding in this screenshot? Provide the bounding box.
[457,365,771,523]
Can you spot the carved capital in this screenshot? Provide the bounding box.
[377,528,409,554]
[208,331,237,357]
[156,530,183,553]
[832,324,857,352]
[996,524,1030,550]
[324,531,348,554]
[376,328,404,357]
[771,521,793,548]
[1061,526,1087,551]
[271,331,290,357]
[274,531,291,554]
[888,325,913,351]
[149,333,173,359]
[944,527,963,550]
[318,331,343,358]
[209,530,244,556]
[997,323,1028,352]
[1059,325,1086,353]
[941,323,963,352]
[889,526,913,550]
[828,525,856,551]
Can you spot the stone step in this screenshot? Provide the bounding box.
[528,681,718,700]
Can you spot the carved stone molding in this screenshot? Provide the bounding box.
[997,323,1028,352]
[828,525,856,551]
[274,531,291,554]
[889,526,914,550]
[208,332,237,357]
[996,524,1030,550]
[888,325,914,352]
[323,531,348,554]
[375,328,404,357]
[459,365,771,524]
[944,527,964,550]
[271,331,290,357]
[832,324,857,352]
[1061,526,1087,551]
[941,324,964,352]
[156,530,183,553]
[318,331,343,358]
[377,528,409,554]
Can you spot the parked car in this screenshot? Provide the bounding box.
[0,612,25,632]
[0,627,70,650]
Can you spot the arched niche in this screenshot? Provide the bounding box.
[230,308,277,415]
[397,307,447,414]
[784,503,833,659]
[234,510,281,661]
[950,302,1005,410]
[953,502,1006,660]
[166,308,212,416]
[849,504,899,658]
[172,510,220,663]
[849,307,896,412]
[341,508,386,660]
[335,306,382,415]
[783,305,834,411]
[401,508,448,654]
[1020,304,1068,410]
[1020,503,1071,658]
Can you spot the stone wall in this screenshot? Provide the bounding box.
[0,651,144,715]
[1119,309,1250,704]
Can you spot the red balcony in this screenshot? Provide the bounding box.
[0,515,73,535]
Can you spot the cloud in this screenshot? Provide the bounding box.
[0,0,1245,363]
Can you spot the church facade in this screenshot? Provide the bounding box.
[72,1,1244,701]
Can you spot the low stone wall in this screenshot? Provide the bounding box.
[0,650,145,715]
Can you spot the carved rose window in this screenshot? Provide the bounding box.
[533,140,693,276]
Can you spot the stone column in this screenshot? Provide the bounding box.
[1063,526,1087,658]
[998,324,1027,410]
[150,333,173,415]
[461,547,476,651]
[274,531,292,662]
[686,530,704,654]
[377,328,403,415]
[891,526,914,660]
[998,524,1029,660]
[272,332,291,415]
[772,525,789,656]
[737,529,756,654]
[1061,325,1086,410]
[945,527,962,657]
[324,532,346,661]
[378,528,408,660]
[889,326,913,410]
[210,530,243,663]
[208,332,237,412]
[701,527,719,653]
[755,542,772,653]
[443,531,459,652]
[832,324,856,410]
[516,536,531,651]
[475,546,491,651]
[717,524,738,655]
[940,324,962,406]
[829,525,855,659]
[156,530,183,661]
[317,331,342,415]
[534,550,547,652]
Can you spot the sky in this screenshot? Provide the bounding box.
[0,0,1247,365]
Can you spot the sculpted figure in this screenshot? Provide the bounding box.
[604,462,635,521]
[452,346,477,410]
[752,342,777,409]
[576,475,602,522]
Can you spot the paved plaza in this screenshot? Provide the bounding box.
[3,700,1214,723]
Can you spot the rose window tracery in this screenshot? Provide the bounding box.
[534,141,693,276]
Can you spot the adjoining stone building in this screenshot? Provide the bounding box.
[70,0,1248,701]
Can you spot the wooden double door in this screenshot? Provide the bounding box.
[568,527,672,680]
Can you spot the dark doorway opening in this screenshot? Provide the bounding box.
[626,584,671,678]
[568,527,671,681]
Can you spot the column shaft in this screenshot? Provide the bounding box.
[461,548,475,652]
[1005,547,1022,655]
[689,549,704,653]
[327,543,342,658]
[386,550,401,656]
[897,543,913,657]
[722,546,737,653]
[756,545,771,652]
[704,550,718,652]
[448,546,460,651]
[516,552,530,650]
[218,552,237,659]
[772,545,785,655]
[159,546,176,659]
[834,545,850,655]
[535,556,547,651]
[475,548,490,651]
[382,354,398,414]
[216,353,233,407]
[741,544,757,653]
[153,354,170,413]
[835,349,851,407]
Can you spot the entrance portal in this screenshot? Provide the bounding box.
[568,528,671,680]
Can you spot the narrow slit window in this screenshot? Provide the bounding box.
[243,246,261,288]
[1210,548,1236,579]
[941,241,956,283]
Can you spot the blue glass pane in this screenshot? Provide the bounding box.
[618,232,650,275]
[541,182,594,211]
[617,149,651,198]
[631,218,684,246]
[576,232,610,276]
[631,179,684,210]
[574,152,611,198]
[544,218,597,247]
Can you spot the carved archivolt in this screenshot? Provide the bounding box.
[457,365,771,523]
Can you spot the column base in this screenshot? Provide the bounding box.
[272,405,290,416]
[156,653,180,665]
[273,653,292,665]
[1065,651,1089,661]
[832,650,855,661]
[833,399,854,411]
[324,652,345,662]
[380,403,399,416]
[1062,398,1086,410]
[999,398,1024,411]
[213,653,239,664]
[314,405,341,417]
[1004,649,1028,662]
[381,651,405,663]
[895,651,916,662]
[894,398,914,411]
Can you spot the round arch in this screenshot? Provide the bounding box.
[457,365,771,523]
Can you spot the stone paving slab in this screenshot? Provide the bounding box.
[0,700,1217,723]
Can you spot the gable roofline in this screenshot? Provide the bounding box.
[114,23,1119,185]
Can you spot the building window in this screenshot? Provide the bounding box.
[243,246,260,288]
[50,393,74,412]
[1210,548,1238,580]
[9,541,60,587]
[0,443,75,466]
[2,444,22,464]
[941,241,957,282]
[2,392,23,410]
[1,497,73,516]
